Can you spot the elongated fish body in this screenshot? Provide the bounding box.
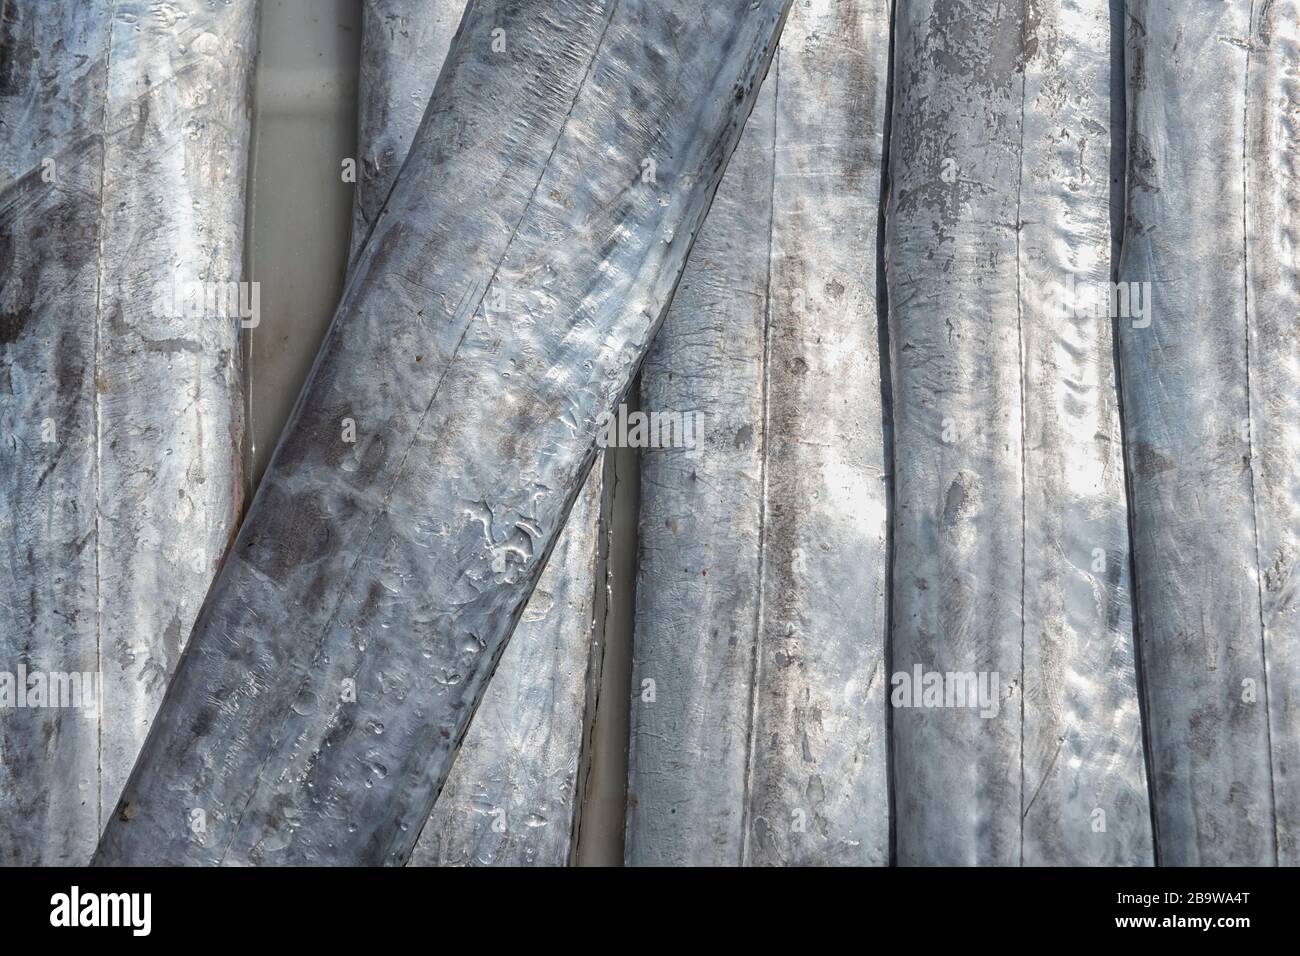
[95,0,792,867]
[351,0,461,260]
[887,0,1151,865]
[410,467,602,865]
[1121,0,1297,865]
[0,1,255,865]
[1244,1,1300,866]
[624,60,777,868]
[1017,0,1151,866]
[625,0,891,867]
[352,0,604,868]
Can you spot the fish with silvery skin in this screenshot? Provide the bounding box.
[93,0,793,867]
[0,0,256,866]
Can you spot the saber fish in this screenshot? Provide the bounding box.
[887,0,1151,864]
[0,0,255,864]
[352,0,606,868]
[1120,0,1298,865]
[625,0,891,866]
[95,0,792,866]
[1244,0,1300,866]
[411,466,602,865]
[351,0,463,260]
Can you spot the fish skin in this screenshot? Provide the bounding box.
[351,0,463,260]
[1017,0,1151,867]
[887,0,1151,865]
[625,53,777,869]
[410,466,602,865]
[1121,0,1297,865]
[0,0,254,865]
[94,0,792,867]
[625,0,892,867]
[352,0,605,867]
[1244,0,1300,867]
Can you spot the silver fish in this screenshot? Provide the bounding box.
[625,0,891,866]
[410,465,603,865]
[94,0,792,866]
[351,0,463,261]
[887,0,1151,864]
[0,0,255,865]
[1119,0,1298,865]
[351,0,605,868]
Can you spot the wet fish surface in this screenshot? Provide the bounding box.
[625,0,892,867]
[886,0,1151,865]
[352,0,606,866]
[1120,0,1298,865]
[0,0,255,864]
[351,0,463,261]
[95,0,792,866]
